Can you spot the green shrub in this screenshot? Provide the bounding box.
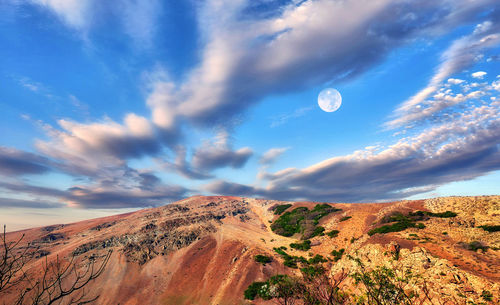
[244,281,269,300]
[408,210,457,218]
[300,265,325,277]
[271,207,309,237]
[308,254,327,264]
[273,247,307,269]
[327,229,339,238]
[415,223,425,229]
[331,248,345,262]
[254,254,272,265]
[479,225,500,232]
[290,240,311,251]
[274,204,292,215]
[311,226,325,238]
[481,290,493,301]
[340,216,352,222]
[429,211,457,218]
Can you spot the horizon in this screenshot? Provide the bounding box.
[1,0,500,231]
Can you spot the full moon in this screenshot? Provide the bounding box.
[318,88,342,112]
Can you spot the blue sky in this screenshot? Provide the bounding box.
[1,0,499,230]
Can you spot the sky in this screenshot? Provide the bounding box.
[1,0,499,231]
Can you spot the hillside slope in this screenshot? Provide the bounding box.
[2,195,499,304]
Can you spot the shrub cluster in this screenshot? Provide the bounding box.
[461,241,489,252]
[368,212,426,236]
[311,226,325,238]
[273,204,292,215]
[327,229,340,238]
[271,204,341,238]
[479,225,500,232]
[290,240,312,251]
[254,254,272,265]
[408,210,457,218]
[331,248,345,262]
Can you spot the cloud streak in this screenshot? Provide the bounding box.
[0,147,51,176]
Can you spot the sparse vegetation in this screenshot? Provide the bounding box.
[311,226,325,238]
[369,212,426,236]
[271,204,341,239]
[290,240,311,251]
[307,254,327,264]
[409,210,457,218]
[273,204,292,215]
[368,221,425,236]
[478,225,500,232]
[254,254,272,265]
[331,248,345,261]
[340,216,352,222]
[481,290,493,301]
[0,225,111,305]
[327,229,340,238]
[461,241,489,252]
[243,281,269,300]
[245,252,439,305]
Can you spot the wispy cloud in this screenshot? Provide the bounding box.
[270,107,313,128]
[259,147,289,165]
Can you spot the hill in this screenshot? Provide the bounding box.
[2,195,499,304]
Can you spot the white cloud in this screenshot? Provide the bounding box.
[447,78,465,85]
[471,71,487,79]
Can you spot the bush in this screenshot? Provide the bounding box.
[254,254,272,265]
[301,265,325,277]
[273,204,292,215]
[273,247,317,269]
[308,254,327,264]
[479,225,500,232]
[327,229,340,238]
[462,241,489,252]
[311,226,325,238]
[331,248,345,262]
[340,216,352,222]
[481,290,493,301]
[290,240,311,251]
[244,281,269,300]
